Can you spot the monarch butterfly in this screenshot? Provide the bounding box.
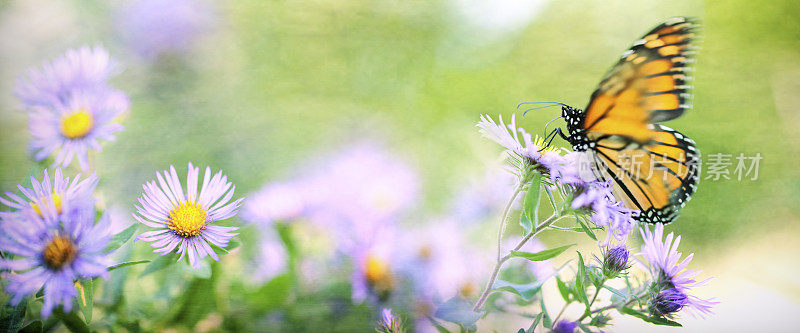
[544,17,701,224]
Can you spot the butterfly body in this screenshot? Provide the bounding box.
[557,17,701,224]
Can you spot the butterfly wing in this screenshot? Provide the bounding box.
[581,17,698,145]
[588,124,700,224]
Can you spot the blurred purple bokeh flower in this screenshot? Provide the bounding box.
[117,0,215,59]
[16,46,128,170]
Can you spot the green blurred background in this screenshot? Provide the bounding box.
[1,0,799,330]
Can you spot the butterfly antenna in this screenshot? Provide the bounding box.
[517,101,569,116]
[542,115,561,139]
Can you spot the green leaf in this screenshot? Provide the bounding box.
[619,307,682,327]
[247,274,291,313]
[0,297,28,332]
[105,223,138,252]
[74,279,93,323]
[169,263,219,327]
[527,313,544,333]
[54,309,90,333]
[426,316,452,333]
[603,285,627,302]
[183,260,212,279]
[575,216,597,241]
[575,252,589,305]
[107,260,151,271]
[520,214,533,236]
[541,301,552,328]
[522,174,542,233]
[434,297,482,328]
[509,244,574,262]
[556,276,571,302]
[19,320,43,333]
[140,253,177,277]
[491,279,545,300]
[545,187,558,211]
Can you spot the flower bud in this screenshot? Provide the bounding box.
[649,288,688,317]
[602,245,630,277]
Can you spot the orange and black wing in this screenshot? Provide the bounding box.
[588,124,700,224]
[581,17,698,145]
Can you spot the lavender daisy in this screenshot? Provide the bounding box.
[348,222,401,303]
[134,162,244,269]
[639,223,717,318]
[477,114,564,178]
[0,205,112,318]
[0,168,96,220]
[15,46,116,108]
[28,87,128,170]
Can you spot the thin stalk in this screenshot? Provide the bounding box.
[473,212,562,311]
[497,184,525,261]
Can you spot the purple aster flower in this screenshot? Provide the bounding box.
[400,220,492,301]
[348,222,402,303]
[571,180,636,245]
[117,0,215,59]
[29,89,128,170]
[377,308,405,333]
[477,114,564,177]
[15,46,116,108]
[16,46,128,170]
[552,320,578,333]
[549,150,597,187]
[0,205,112,318]
[638,224,718,318]
[0,168,97,220]
[304,144,418,242]
[241,181,305,225]
[134,162,244,269]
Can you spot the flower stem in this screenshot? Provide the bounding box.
[473,212,562,312]
[497,184,524,262]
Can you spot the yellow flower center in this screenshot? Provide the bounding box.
[364,254,394,300]
[459,282,477,298]
[168,201,208,237]
[60,109,94,139]
[43,236,77,270]
[30,193,63,217]
[365,255,390,283]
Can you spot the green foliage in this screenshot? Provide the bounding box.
[619,307,682,327]
[105,223,138,253]
[0,297,28,332]
[75,279,93,323]
[509,244,574,262]
[521,173,542,233]
[434,297,482,329]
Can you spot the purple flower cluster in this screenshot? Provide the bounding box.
[0,169,110,318]
[16,46,128,170]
